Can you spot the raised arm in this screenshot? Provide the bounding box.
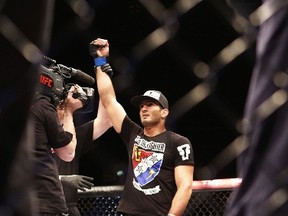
[92,99,112,140]
[90,38,126,133]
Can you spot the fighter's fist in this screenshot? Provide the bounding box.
[89,38,109,58]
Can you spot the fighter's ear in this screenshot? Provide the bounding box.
[161,108,169,119]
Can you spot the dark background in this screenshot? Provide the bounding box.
[46,0,256,185]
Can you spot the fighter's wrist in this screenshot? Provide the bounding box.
[94,56,107,67]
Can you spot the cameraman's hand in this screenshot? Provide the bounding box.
[89,38,109,58]
[64,85,85,112]
[60,175,94,191]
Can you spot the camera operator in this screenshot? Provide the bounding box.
[31,83,84,216]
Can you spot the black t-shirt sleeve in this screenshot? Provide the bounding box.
[45,105,73,149]
[173,134,195,166]
[119,115,143,148]
[32,99,73,149]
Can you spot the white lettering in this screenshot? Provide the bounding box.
[135,136,165,152]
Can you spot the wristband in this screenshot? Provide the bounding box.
[94,57,107,67]
[167,214,176,216]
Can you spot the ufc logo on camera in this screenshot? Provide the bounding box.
[40,74,53,88]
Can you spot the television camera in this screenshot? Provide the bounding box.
[36,56,96,113]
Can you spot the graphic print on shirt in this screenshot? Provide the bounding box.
[177,144,191,161]
[132,136,165,189]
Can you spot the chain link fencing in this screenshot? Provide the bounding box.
[77,178,241,216]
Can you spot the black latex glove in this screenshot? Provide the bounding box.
[101,63,114,77]
[60,175,94,191]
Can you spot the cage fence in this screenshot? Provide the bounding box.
[77,178,241,216]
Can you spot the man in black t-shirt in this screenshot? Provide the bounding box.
[31,85,84,215]
[90,38,195,216]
